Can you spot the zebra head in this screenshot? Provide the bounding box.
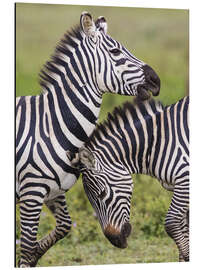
[80,12,160,100]
[68,147,133,249]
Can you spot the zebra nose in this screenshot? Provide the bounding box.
[142,64,160,96]
[104,223,131,249]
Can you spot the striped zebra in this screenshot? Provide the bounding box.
[16,12,160,267]
[69,96,189,262]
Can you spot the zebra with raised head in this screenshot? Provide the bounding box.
[70,96,189,262]
[16,11,160,267]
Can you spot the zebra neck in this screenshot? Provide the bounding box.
[117,117,154,176]
[43,87,102,152]
[41,51,104,102]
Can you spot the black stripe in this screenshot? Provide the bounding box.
[176,99,189,156]
[81,41,98,90]
[164,104,176,181]
[98,42,111,92]
[16,133,31,166]
[170,147,183,180]
[36,142,61,187]
[20,181,51,195]
[59,70,97,125]
[96,48,102,74]
[16,96,26,148]
[21,191,45,198]
[151,112,161,175]
[103,35,116,47]
[47,89,80,152]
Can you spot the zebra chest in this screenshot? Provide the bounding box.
[44,173,78,201]
[60,173,78,192]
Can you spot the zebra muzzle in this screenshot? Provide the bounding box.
[137,64,161,100]
[104,222,132,249]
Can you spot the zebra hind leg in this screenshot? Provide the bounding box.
[165,187,189,262]
[33,194,72,265]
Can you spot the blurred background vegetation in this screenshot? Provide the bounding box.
[16,3,189,266]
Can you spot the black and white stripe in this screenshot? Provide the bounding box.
[71,96,189,261]
[16,12,160,267]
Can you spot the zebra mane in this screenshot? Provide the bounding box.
[39,25,82,90]
[86,98,164,147]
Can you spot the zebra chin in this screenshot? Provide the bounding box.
[104,222,132,249]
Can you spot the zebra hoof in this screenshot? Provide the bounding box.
[18,261,31,268]
[184,256,189,262]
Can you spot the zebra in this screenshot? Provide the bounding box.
[16,12,160,267]
[69,96,189,262]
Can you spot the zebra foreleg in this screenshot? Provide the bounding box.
[165,188,189,262]
[179,209,189,262]
[19,193,45,267]
[33,194,72,266]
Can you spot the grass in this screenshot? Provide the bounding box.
[15,3,188,267]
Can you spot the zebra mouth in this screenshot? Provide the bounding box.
[137,82,160,101]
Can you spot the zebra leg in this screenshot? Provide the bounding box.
[179,209,189,262]
[19,193,45,267]
[33,194,72,265]
[165,187,189,262]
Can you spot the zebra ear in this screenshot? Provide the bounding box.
[79,147,96,170]
[80,12,96,38]
[95,16,108,34]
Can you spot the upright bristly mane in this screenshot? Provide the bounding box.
[39,25,83,92]
[86,98,164,147]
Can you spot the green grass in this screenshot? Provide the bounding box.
[15,3,188,267]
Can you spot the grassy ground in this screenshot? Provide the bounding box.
[15,3,189,267]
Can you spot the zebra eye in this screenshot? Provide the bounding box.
[109,48,121,56]
[98,187,107,200]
